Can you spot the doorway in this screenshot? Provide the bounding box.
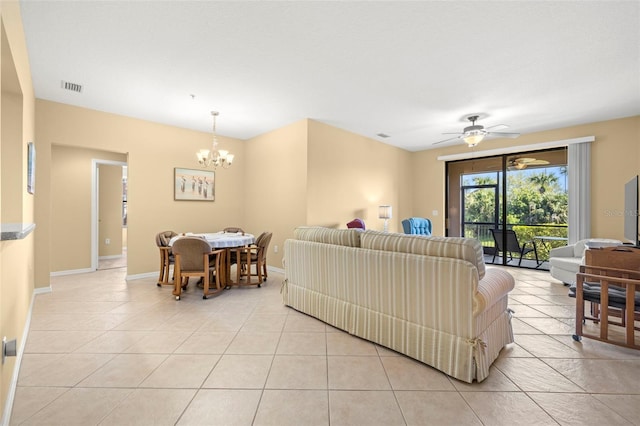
[93,160,127,271]
[446,148,568,269]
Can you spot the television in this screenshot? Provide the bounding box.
[623,175,639,247]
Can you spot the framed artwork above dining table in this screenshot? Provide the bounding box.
[174,167,214,201]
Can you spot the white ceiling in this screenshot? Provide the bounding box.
[19,1,640,152]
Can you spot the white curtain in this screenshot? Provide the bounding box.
[568,142,591,244]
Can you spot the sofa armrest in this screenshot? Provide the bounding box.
[474,268,515,315]
[550,245,575,258]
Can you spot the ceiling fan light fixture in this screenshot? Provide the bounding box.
[514,162,527,170]
[463,132,484,147]
[433,114,520,147]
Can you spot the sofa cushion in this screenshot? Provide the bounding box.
[573,240,588,257]
[573,239,622,257]
[360,230,485,280]
[294,226,362,248]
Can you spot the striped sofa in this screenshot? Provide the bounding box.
[283,226,515,383]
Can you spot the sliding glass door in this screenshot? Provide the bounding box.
[446,148,568,269]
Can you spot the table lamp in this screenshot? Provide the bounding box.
[379,205,392,232]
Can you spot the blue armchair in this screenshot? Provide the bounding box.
[402,217,432,236]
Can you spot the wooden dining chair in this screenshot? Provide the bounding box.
[232,231,273,287]
[155,230,178,287]
[171,237,225,300]
[573,262,640,349]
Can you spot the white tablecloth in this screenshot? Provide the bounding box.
[169,232,255,248]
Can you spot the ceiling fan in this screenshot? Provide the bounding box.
[508,157,550,170]
[434,115,520,147]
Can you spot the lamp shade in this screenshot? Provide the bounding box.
[463,132,484,147]
[378,205,392,220]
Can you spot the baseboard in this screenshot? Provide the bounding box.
[50,268,93,277]
[126,271,158,281]
[34,286,52,295]
[267,265,284,274]
[99,254,123,260]
[1,290,37,426]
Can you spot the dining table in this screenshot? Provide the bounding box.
[169,231,256,288]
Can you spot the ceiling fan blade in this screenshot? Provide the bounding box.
[514,157,536,164]
[527,159,550,165]
[487,131,520,138]
[441,132,463,135]
[433,135,462,145]
[485,124,509,131]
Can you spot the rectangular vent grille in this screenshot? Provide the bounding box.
[61,80,83,93]
[376,133,390,138]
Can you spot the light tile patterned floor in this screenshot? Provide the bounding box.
[9,266,640,425]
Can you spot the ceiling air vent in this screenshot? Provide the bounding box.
[376,133,390,138]
[61,80,83,93]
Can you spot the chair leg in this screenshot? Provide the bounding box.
[172,257,182,300]
[157,256,164,286]
[203,252,223,299]
[158,250,167,286]
[203,256,210,300]
[158,250,174,287]
[573,281,585,342]
[256,258,262,287]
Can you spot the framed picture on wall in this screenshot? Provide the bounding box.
[27,142,35,194]
[174,167,215,201]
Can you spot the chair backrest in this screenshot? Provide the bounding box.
[255,232,273,259]
[401,217,432,235]
[171,237,212,271]
[346,218,365,229]
[156,230,178,247]
[223,227,245,234]
[491,229,522,253]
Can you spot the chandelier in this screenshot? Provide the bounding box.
[196,111,234,169]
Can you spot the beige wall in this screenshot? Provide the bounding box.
[242,119,413,268]
[1,92,22,222]
[40,105,640,277]
[37,100,245,276]
[414,115,640,241]
[50,146,126,271]
[244,120,308,268]
[45,111,413,275]
[306,120,413,233]
[0,1,36,420]
[411,148,447,236]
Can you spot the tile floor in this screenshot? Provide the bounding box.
[8,266,640,425]
[98,247,127,270]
